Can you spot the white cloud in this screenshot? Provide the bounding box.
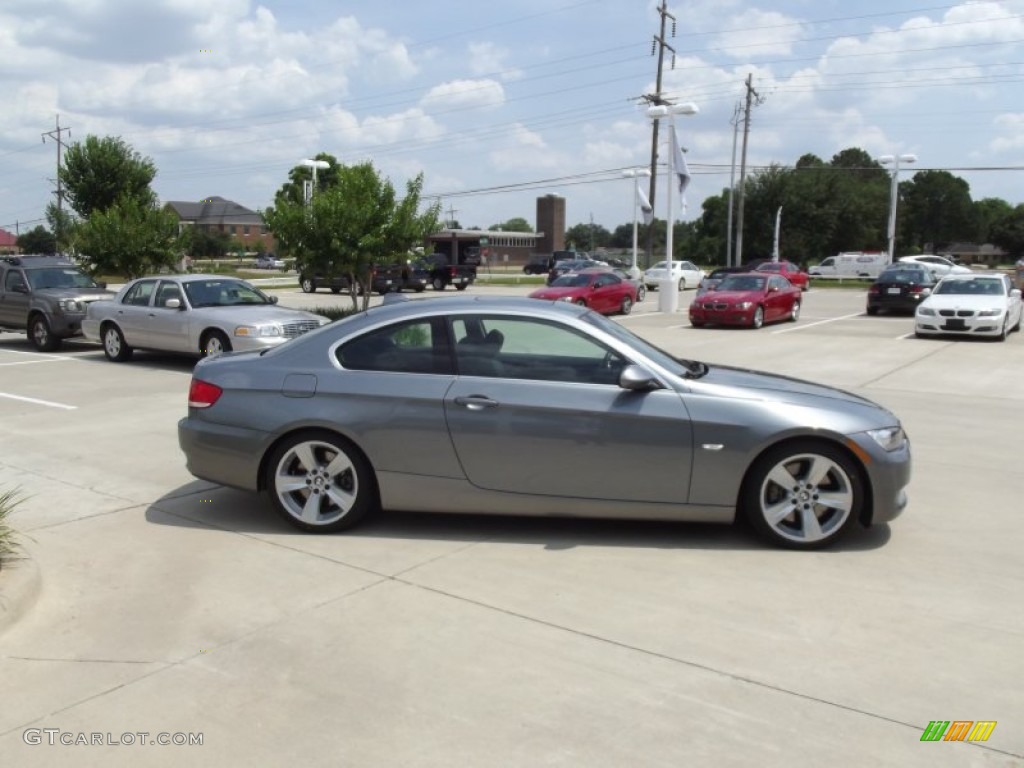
[468,42,522,81]
[420,79,505,110]
[489,124,561,171]
[990,113,1024,153]
[712,10,805,58]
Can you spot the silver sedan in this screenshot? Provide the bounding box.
[178,296,911,549]
[83,275,328,361]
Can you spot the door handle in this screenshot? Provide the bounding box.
[454,395,498,411]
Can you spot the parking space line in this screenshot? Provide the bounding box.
[0,358,75,366]
[771,311,864,334]
[0,348,69,360]
[0,392,78,410]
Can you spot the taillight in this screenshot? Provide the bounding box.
[869,285,880,294]
[449,266,456,277]
[188,379,222,409]
[909,285,922,293]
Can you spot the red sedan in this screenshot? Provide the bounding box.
[529,268,639,315]
[755,260,809,290]
[689,272,801,328]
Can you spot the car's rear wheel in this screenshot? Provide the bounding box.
[201,330,232,358]
[455,284,468,291]
[101,323,132,362]
[575,298,587,307]
[790,301,800,322]
[742,440,863,549]
[265,430,375,533]
[866,306,879,316]
[300,277,316,293]
[29,315,61,352]
[620,296,633,315]
[432,277,445,291]
[636,285,646,302]
[678,278,686,291]
[330,287,341,294]
[751,306,764,329]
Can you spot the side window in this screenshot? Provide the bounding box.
[452,315,626,384]
[336,318,450,374]
[155,281,183,308]
[4,270,27,292]
[122,280,156,307]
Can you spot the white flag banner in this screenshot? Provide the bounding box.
[670,126,691,213]
[636,186,654,226]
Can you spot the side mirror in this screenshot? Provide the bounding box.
[1012,288,1022,299]
[165,298,182,309]
[769,285,779,293]
[619,364,663,392]
[269,295,279,304]
[11,283,28,294]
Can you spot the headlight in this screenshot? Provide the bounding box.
[977,308,1002,317]
[234,324,283,337]
[59,299,83,312]
[867,426,906,452]
[559,296,575,302]
[917,308,935,316]
[736,301,753,310]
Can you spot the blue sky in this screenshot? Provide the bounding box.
[1,0,1022,237]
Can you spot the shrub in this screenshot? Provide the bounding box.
[0,488,24,569]
[310,305,362,323]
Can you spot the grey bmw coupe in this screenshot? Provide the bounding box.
[178,296,910,549]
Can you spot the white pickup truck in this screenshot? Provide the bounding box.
[808,252,888,278]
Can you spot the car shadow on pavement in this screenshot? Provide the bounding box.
[144,483,892,553]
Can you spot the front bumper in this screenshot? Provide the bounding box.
[915,313,1006,337]
[689,307,756,326]
[50,310,87,338]
[849,431,912,526]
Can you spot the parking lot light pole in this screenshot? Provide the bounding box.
[300,158,331,206]
[646,102,699,314]
[622,168,651,281]
[878,153,916,264]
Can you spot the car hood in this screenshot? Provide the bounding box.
[920,294,1004,311]
[693,363,891,419]
[530,287,583,300]
[695,290,764,303]
[38,287,116,302]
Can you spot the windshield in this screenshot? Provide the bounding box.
[581,312,703,379]
[934,278,1005,296]
[718,275,766,292]
[25,267,99,290]
[183,279,270,307]
[552,274,592,287]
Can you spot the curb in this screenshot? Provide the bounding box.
[0,553,40,637]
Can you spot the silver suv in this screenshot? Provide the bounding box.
[0,255,115,351]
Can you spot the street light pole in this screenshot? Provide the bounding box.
[300,158,330,206]
[622,168,651,281]
[878,153,916,264]
[646,102,698,314]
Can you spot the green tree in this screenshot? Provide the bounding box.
[75,196,184,279]
[45,202,76,253]
[265,162,440,309]
[16,225,56,254]
[489,217,533,232]
[972,197,1014,244]
[990,204,1024,257]
[565,222,610,251]
[186,227,231,259]
[272,153,342,209]
[899,170,975,250]
[60,136,157,218]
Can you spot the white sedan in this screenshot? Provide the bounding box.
[898,255,972,279]
[915,273,1022,341]
[643,260,705,291]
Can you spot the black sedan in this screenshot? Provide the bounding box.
[546,259,603,285]
[866,266,938,315]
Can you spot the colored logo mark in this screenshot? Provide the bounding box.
[199,49,213,53]
[920,721,997,742]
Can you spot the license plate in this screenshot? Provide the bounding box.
[944,319,966,330]
[887,287,901,295]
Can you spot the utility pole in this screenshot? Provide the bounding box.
[726,101,742,267]
[444,203,459,229]
[42,114,71,249]
[734,74,762,267]
[641,0,676,269]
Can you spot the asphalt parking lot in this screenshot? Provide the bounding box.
[1,284,1021,767]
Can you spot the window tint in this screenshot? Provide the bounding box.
[336,318,450,374]
[123,280,156,306]
[155,281,183,307]
[451,315,626,384]
[4,270,26,291]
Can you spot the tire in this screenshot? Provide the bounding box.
[455,284,468,291]
[636,285,647,302]
[432,277,445,291]
[997,318,1008,342]
[690,319,705,328]
[300,277,316,293]
[29,314,61,352]
[678,278,686,291]
[1013,314,1021,332]
[620,296,633,315]
[914,331,927,339]
[866,306,879,316]
[574,298,587,307]
[751,305,764,329]
[742,440,863,549]
[201,330,232,358]
[415,285,425,293]
[101,323,133,362]
[790,301,800,322]
[330,287,341,294]
[264,430,375,533]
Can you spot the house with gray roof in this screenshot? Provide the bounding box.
[164,196,275,254]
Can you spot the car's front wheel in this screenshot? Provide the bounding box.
[432,277,445,291]
[742,440,863,549]
[636,285,646,302]
[102,324,133,362]
[620,296,633,315]
[265,430,375,533]
[678,277,686,291]
[29,315,61,352]
[300,277,316,293]
[201,330,232,358]
[790,301,800,322]
[751,305,764,329]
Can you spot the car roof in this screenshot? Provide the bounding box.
[363,295,590,323]
[1,255,78,268]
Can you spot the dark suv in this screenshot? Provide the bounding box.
[0,255,115,351]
